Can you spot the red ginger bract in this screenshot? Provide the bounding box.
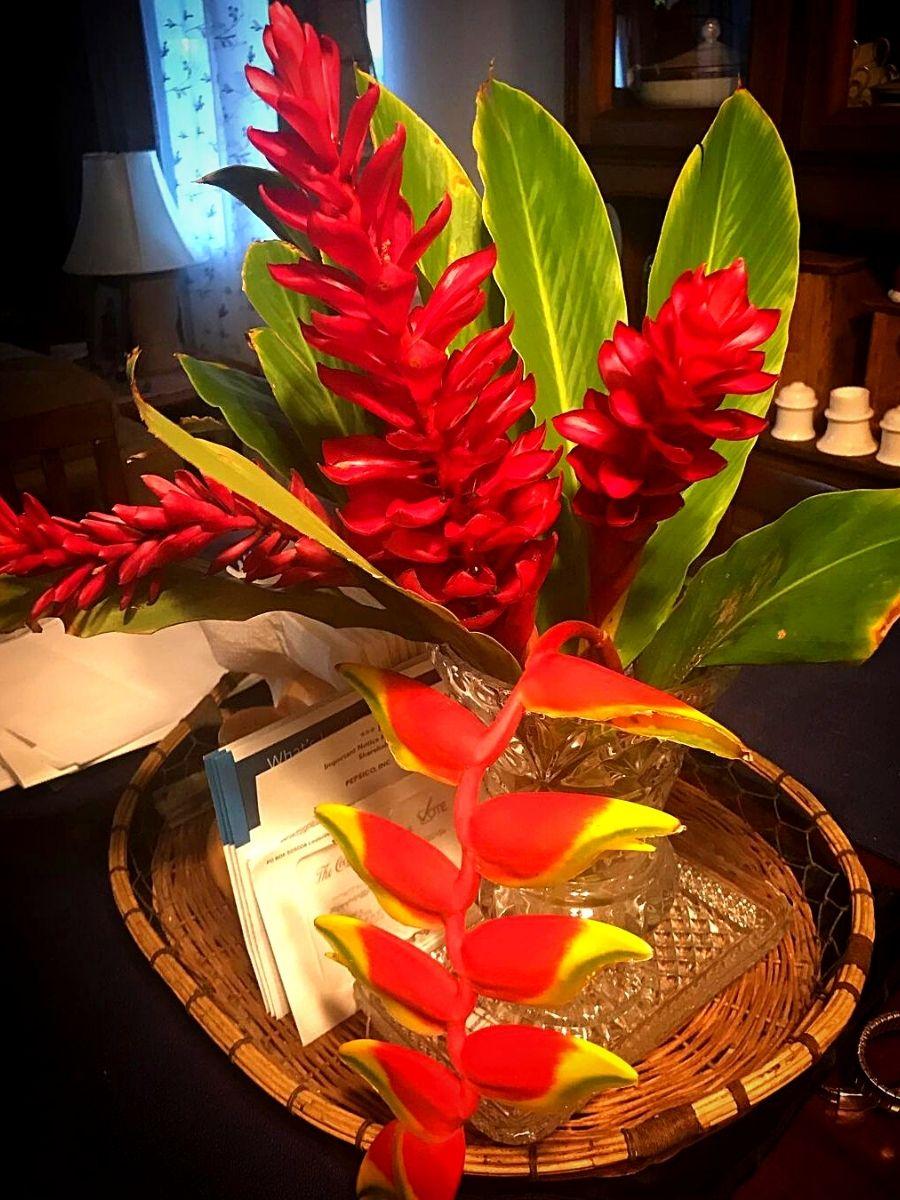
[0,470,347,622]
[246,4,561,659]
[554,260,779,624]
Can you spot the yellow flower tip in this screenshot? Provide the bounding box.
[570,1036,639,1087]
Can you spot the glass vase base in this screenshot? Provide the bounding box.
[356,848,788,1145]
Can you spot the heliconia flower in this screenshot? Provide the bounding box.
[247,5,561,659]
[339,1040,474,1143]
[554,260,780,624]
[356,1121,466,1200]
[337,663,489,785]
[468,791,682,887]
[460,1025,636,1111]
[315,915,464,1035]
[356,1121,400,1200]
[514,640,746,757]
[393,1125,466,1200]
[315,805,460,928]
[460,915,650,1006]
[0,470,347,622]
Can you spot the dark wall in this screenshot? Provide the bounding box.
[3,0,154,353]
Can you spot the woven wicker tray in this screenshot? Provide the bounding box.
[109,679,874,1179]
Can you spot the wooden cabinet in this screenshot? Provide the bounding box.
[566,1,900,230]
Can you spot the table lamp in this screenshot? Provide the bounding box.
[64,151,195,394]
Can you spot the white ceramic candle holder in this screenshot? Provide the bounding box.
[876,406,900,467]
[817,387,877,457]
[771,381,817,441]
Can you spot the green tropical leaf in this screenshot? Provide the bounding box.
[636,489,900,687]
[242,239,319,367]
[201,164,316,256]
[242,240,370,473]
[176,354,309,479]
[473,78,626,485]
[616,89,800,667]
[0,570,406,639]
[129,356,520,682]
[357,69,483,291]
[536,496,590,631]
[248,327,355,501]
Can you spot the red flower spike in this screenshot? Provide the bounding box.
[0,470,347,622]
[315,915,464,1035]
[315,805,461,929]
[248,5,560,658]
[339,1040,474,1143]
[555,260,779,625]
[337,663,489,784]
[460,1025,636,1111]
[514,646,746,757]
[469,791,682,887]
[460,915,650,1006]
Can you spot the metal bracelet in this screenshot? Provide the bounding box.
[857,1010,900,1113]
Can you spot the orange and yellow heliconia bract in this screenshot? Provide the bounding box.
[315,804,459,928]
[337,663,489,785]
[340,1040,476,1143]
[461,1025,637,1111]
[315,915,464,1035]
[460,915,650,1006]
[357,1120,466,1200]
[513,646,746,758]
[469,790,682,886]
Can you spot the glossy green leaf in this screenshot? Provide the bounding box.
[242,240,318,367]
[474,78,626,484]
[0,569,404,639]
[637,489,900,687]
[129,356,520,682]
[536,496,590,632]
[616,90,800,667]
[201,164,316,256]
[357,69,483,292]
[248,328,351,501]
[243,240,370,457]
[176,354,309,479]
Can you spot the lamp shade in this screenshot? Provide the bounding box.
[64,151,195,276]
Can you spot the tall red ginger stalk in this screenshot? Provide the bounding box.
[246,3,561,660]
[555,261,779,626]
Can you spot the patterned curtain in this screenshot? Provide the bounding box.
[140,0,271,360]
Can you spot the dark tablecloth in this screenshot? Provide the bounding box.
[3,628,898,1199]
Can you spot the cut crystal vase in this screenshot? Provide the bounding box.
[358,648,786,1144]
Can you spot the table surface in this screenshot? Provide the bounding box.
[4,629,900,1199]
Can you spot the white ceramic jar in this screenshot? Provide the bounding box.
[817,386,878,457]
[771,381,817,441]
[876,406,900,467]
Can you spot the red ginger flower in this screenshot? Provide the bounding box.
[554,260,779,624]
[246,4,561,660]
[0,470,347,623]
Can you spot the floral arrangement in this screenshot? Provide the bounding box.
[317,621,744,1197]
[2,3,897,687]
[1,6,898,1192]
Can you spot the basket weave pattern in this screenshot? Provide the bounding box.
[108,680,874,1178]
